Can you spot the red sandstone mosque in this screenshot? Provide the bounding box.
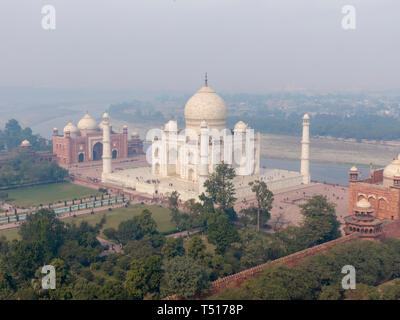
[345,155,400,240]
[52,113,143,165]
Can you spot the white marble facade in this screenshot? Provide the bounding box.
[102,81,310,201]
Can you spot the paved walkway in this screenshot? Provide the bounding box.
[97,237,123,256]
[0,203,127,231]
[235,182,349,229]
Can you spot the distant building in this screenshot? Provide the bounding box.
[52,113,143,165]
[0,139,56,164]
[347,156,400,222]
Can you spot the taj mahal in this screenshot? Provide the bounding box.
[101,79,311,201]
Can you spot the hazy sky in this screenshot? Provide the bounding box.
[0,0,399,93]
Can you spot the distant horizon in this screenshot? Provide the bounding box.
[0,0,399,92]
[1,84,400,97]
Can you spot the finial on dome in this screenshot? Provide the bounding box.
[205,72,208,87]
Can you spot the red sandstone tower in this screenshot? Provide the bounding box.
[344,198,383,240]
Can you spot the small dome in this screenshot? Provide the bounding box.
[383,155,400,179]
[102,112,110,120]
[350,166,358,172]
[303,113,310,120]
[131,131,139,137]
[77,113,98,131]
[164,120,178,132]
[63,122,79,135]
[356,198,372,209]
[184,85,227,133]
[20,140,31,147]
[234,121,248,131]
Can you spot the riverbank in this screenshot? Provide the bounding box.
[261,133,399,167]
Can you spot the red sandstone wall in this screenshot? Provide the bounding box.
[382,220,400,239]
[164,233,361,300]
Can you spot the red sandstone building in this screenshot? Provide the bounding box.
[344,198,383,240]
[0,139,56,164]
[348,156,400,222]
[52,113,143,165]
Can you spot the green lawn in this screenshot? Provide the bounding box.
[0,227,20,241]
[5,183,102,207]
[0,204,175,241]
[64,204,176,236]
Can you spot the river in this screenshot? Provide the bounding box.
[261,157,372,186]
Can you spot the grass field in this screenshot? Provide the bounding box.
[5,183,102,207]
[64,204,175,237]
[0,227,20,241]
[0,204,175,241]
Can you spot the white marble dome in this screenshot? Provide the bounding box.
[77,113,97,131]
[384,155,400,178]
[356,198,372,209]
[164,120,178,132]
[20,140,31,147]
[383,154,400,186]
[234,121,248,132]
[184,85,227,133]
[350,165,358,172]
[63,122,79,136]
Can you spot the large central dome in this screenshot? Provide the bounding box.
[184,85,227,133]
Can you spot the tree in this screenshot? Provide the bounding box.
[233,228,282,269]
[269,212,287,231]
[206,211,239,254]
[124,255,163,299]
[298,195,341,247]
[167,191,180,213]
[318,284,343,300]
[136,209,158,236]
[0,119,50,152]
[112,209,158,243]
[248,180,274,231]
[19,209,66,260]
[167,191,180,228]
[161,238,185,260]
[160,256,210,299]
[203,162,237,214]
[381,280,400,300]
[344,283,381,300]
[1,241,45,281]
[187,236,207,261]
[238,264,318,300]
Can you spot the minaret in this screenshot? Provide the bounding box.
[199,120,209,194]
[101,112,112,182]
[301,113,310,184]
